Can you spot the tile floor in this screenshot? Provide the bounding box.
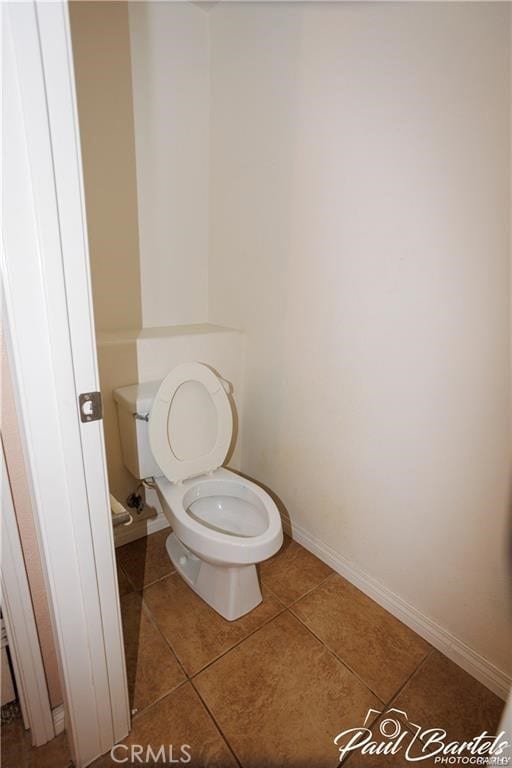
[0,717,71,768]
[93,529,504,767]
[1,528,504,768]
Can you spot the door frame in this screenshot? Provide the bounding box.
[2,2,130,765]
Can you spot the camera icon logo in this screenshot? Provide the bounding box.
[363,707,421,741]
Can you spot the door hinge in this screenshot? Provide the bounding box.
[79,391,103,423]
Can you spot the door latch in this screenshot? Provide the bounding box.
[79,391,103,423]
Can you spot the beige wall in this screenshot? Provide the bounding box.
[70,1,212,507]
[209,2,511,674]
[69,0,142,334]
[129,1,210,327]
[70,0,211,332]
[70,0,511,676]
[69,1,141,504]
[1,334,63,708]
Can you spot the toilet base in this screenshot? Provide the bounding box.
[165,533,263,621]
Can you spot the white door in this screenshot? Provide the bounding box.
[1,445,55,746]
[2,2,130,766]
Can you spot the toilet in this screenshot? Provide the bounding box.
[113,362,283,620]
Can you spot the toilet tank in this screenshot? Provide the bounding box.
[113,381,162,480]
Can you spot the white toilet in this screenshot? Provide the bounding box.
[114,362,283,620]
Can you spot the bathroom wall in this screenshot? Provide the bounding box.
[129,1,210,327]
[70,1,142,507]
[209,1,512,677]
[70,0,511,679]
[69,0,142,334]
[70,0,210,331]
[70,1,214,511]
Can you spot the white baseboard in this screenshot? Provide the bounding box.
[114,510,170,548]
[283,516,511,701]
[52,704,65,735]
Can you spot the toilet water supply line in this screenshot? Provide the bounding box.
[125,478,156,515]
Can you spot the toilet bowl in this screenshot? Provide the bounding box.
[114,362,283,620]
[155,468,282,620]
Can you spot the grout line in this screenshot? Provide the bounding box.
[124,583,285,760]
[116,561,137,593]
[138,593,190,683]
[189,677,243,768]
[282,571,337,610]
[139,575,286,682]
[382,648,435,710]
[339,706,389,768]
[130,679,189,723]
[189,602,288,680]
[128,678,190,723]
[339,649,435,768]
[118,564,176,594]
[285,558,436,705]
[288,608,387,704]
[140,568,177,591]
[288,579,434,711]
[119,589,190,721]
[129,538,359,689]
[258,532,338,609]
[116,530,176,592]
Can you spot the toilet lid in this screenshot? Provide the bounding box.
[148,362,233,483]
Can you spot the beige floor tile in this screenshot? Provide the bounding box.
[144,572,284,676]
[90,683,237,767]
[0,719,71,768]
[347,654,505,767]
[121,591,186,713]
[88,754,112,767]
[1,716,30,768]
[194,611,381,768]
[292,574,430,700]
[29,732,71,768]
[116,528,174,590]
[393,650,504,745]
[259,536,332,605]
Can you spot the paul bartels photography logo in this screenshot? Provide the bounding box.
[333,708,510,765]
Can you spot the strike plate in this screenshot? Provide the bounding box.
[79,391,103,423]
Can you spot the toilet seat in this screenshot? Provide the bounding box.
[148,362,233,484]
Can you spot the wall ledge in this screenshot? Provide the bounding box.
[114,514,169,548]
[96,323,242,347]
